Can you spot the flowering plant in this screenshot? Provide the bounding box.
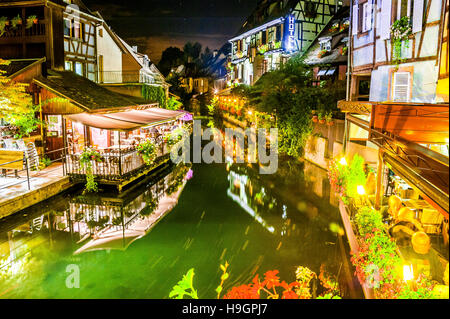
[390,16,412,63]
[258,44,268,54]
[354,206,385,237]
[80,147,103,193]
[351,228,402,295]
[339,20,349,32]
[170,264,341,299]
[318,49,330,58]
[137,139,157,165]
[327,159,347,199]
[340,46,348,56]
[329,23,339,33]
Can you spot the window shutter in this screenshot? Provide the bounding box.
[412,0,425,33]
[380,0,392,40]
[352,4,359,35]
[393,72,410,101]
[366,2,373,31]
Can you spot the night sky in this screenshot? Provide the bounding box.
[83,0,258,63]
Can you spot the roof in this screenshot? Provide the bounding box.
[234,0,299,37]
[302,6,350,66]
[0,58,45,79]
[0,1,97,17]
[33,70,154,112]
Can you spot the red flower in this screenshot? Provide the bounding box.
[263,270,280,289]
[282,290,299,299]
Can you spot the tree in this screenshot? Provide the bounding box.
[237,55,346,157]
[183,42,202,63]
[0,59,39,138]
[158,47,185,76]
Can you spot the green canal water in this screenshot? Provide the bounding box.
[0,157,362,298]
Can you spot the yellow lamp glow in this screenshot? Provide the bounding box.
[357,185,366,195]
[339,157,348,166]
[403,264,414,282]
[248,110,253,115]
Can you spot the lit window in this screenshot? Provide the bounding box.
[74,62,83,76]
[64,60,73,71]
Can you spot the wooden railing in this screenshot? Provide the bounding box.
[0,21,46,39]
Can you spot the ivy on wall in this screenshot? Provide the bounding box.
[141,85,167,108]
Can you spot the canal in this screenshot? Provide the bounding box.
[0,152,362,298]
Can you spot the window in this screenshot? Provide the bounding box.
[64,18,71,36]
[361,2,372,32]
[64,60,73,71]
[268,27,275,43]
[74,62,83,76]
[392,72,410,101]
[276,25,282,41]
[98,28,103,37]
[395,0,414,19]
[74,21,83,39]
[319,37,332,51]
[256,32,262,46]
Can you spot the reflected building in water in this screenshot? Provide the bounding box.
[0,164,192,277]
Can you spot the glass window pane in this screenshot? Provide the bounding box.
[74,62,83,76]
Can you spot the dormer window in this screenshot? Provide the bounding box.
[319,37,332,52]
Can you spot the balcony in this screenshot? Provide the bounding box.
[98,71,164,85]
[0,21,46,41]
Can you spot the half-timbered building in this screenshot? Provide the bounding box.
[228,0,344,86]
[338,0,449,216]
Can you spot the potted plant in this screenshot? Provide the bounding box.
[136,139,157,165]
[340,46,348,56]
[0,17,8,36]
[312,110,318,123]
[329,23,339,33]
[26,15,37,28]
[325,111,334,126]
[318,112,326,124]
[80,147,103,193]
[11,15,22,28]
[340,20,349,32]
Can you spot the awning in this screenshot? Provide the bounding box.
[326,68,336,75]
[65,108,186,131]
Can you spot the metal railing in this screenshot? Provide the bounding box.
[0,147,67,192]
[66,139,171,182]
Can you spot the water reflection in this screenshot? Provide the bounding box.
[0,156,361,299]
[0,164,191,284]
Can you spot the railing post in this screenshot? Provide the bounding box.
[25,157,31,190]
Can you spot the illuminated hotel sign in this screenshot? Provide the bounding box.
[285,15,297,52]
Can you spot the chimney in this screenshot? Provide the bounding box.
[132,46,138,53]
